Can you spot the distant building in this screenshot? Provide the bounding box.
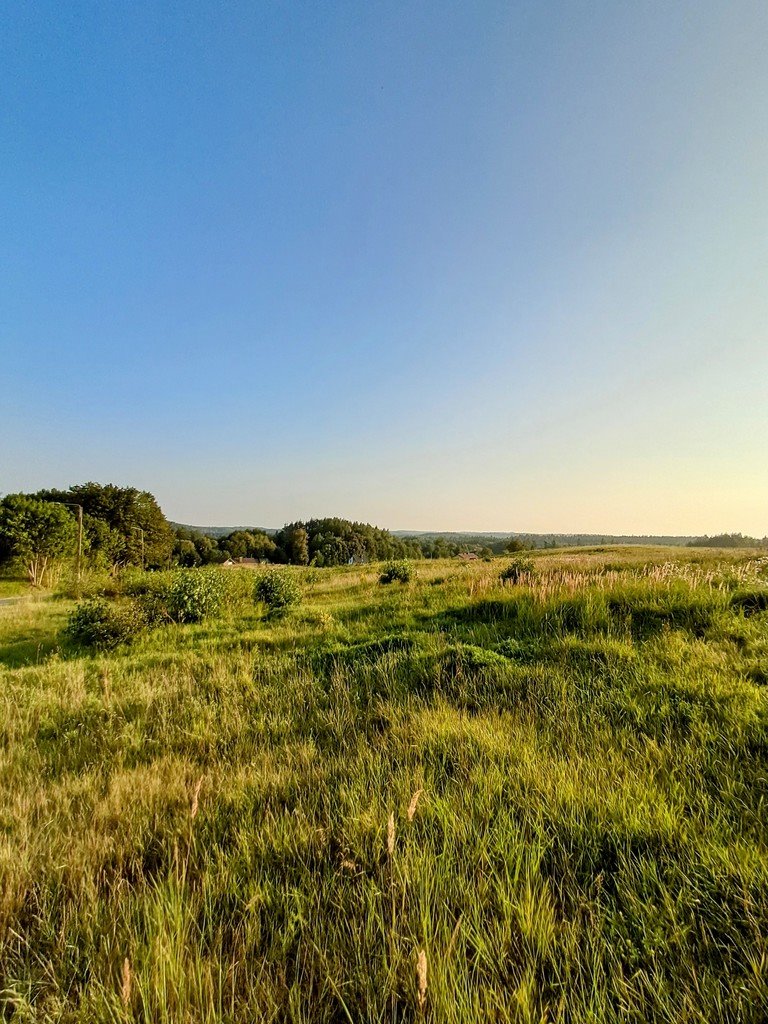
[457,552,479,561]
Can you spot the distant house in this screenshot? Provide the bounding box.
[223,556,263,567]
[457,552,479,561]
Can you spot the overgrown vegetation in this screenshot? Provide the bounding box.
[254,568,302,611]
[164,569,226,623]
[1,548,767,1022]
[64,597,146,650]
[2,481,766,589]
[379,559,415,584]
[499,555,535,584]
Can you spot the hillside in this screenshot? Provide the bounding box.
[170,522,276,538]
[1,547,767,1021]
[395,530,699,547]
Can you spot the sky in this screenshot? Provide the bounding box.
[2,1,767,534]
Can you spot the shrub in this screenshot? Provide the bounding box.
[122,569,173,598]
[255,569,301,611]
[217,568,256,612]
[166,569,226,623]
[379,560,414,585]
[133,588,173,627]
[500,557,534,584]
[65,599,146,650]
[730,589,768,616]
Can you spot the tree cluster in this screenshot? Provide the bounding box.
[273,519,422,566]
[687,533,767,549]
[0,483,175,584]
[173,527,277,566]
[34,483,174,568]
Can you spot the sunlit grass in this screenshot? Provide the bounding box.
[0,548,767,1021]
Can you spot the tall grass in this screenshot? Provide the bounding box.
[0,548,767,1021]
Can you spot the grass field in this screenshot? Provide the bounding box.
[1,548,767,1022]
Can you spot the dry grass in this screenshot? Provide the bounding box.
[0,548,767,1021]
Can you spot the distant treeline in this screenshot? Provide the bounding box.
[1,482,765,586]
[686,533,768,549]
[0,484,428,583]
[175,518,422,566]
[397,531,768,551]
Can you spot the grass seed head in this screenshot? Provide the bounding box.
[417,948,427,1009]
[387,811,395,857]
[190,776,203,819]
[407,789,423,821]
[121,957,132,1007]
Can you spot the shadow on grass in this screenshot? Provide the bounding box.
[0,635,61,668]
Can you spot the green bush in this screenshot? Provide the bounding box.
[379,560,414,584]
[122,569,173,597]
[255,569,301,611]
[64,599,146,650]
[166,569,226,623]
[500,557,534,584]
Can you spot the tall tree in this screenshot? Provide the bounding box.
[0,494,77,586]
[280,524,310,565]
[36,483,174,568]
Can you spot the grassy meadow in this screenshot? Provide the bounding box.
[1,548,767,1022]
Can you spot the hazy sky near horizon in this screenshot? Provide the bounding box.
[2,1,767,534]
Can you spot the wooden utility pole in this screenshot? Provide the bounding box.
[133,526,145,570]
[54,501,83,587]
[75,504,83,584]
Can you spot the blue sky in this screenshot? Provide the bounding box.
[2,1,766,533]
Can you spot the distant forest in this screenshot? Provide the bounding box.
[1,482,765,586]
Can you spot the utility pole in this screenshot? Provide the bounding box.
[133,526,145,571]
[53,502,83,587]
[75,503,83,583]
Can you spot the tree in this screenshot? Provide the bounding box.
[221,531,252,560]
[250,531,277,561]
[220,530,277,562]
[83,515,124,571]
[274,518,420,566]
[283,525,309,565]
[174,538,201,567]
[35,483,174,568]
[0,494,77,586]
[193,533,224,564]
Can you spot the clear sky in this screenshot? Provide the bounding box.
[2,1,766,534]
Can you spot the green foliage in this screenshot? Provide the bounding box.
[0,493,77,586]
[254,569,301,610]
[275,518,421,566]
[165,569,227,623]
[688,532,766,549]
[277,524,310,565]
[730,588,768,615]
[219,529,277,562]
[35,482,174,568]
[64,598,146,649]
[174,538,201,567]
[499,556,534,583]
[3,548,768,1022]
[379,559,414,584]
